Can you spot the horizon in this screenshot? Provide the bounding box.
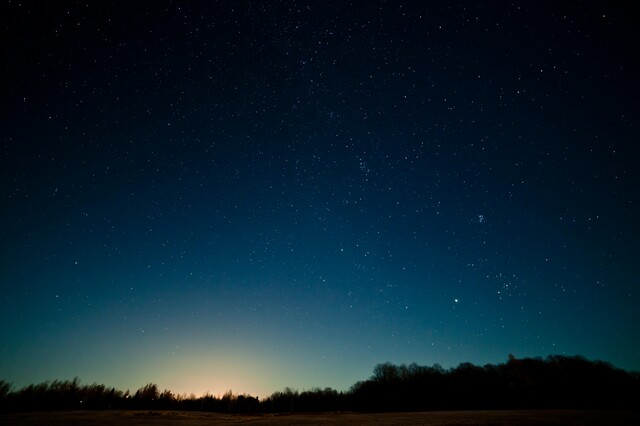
[2,353,636,400]
[2,1,638,400]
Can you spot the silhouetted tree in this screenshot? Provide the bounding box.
[2,354,639,413]
[132,383,159,409]
[0,380,12,411]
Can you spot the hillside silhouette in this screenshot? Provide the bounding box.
[1,355,638,413]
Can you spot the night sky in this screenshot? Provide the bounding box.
[2,1,639,398]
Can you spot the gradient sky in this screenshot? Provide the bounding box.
[1,1,639,398]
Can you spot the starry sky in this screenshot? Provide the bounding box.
[1,1,639,398]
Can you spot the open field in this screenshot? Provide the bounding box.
[2,410,639,425]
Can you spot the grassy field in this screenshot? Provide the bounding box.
[2,410,639,425]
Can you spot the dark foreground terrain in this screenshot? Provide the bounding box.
[2,410,639,425]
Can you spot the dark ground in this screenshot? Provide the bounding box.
[2,410,639,425]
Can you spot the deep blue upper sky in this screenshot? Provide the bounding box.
[1,1,639,397]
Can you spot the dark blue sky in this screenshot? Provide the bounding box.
[1,1,639,397]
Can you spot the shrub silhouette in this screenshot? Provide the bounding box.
[1,355,638,413]
[347,355,640,412]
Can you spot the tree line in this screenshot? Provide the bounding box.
[1,355,638,413]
